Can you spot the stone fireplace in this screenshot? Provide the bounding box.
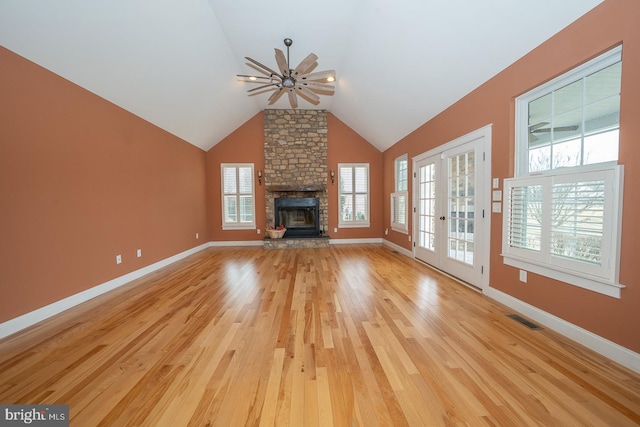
[263,109,328,241]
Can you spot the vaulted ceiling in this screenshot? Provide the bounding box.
[0,0,603,152]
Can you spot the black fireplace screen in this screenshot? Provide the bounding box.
[274,197,320,237]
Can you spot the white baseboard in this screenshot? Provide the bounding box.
[0,243,211,340]
[485,286,640,374]
[382,239,413,258]
[329,238,383,245]
[208,240,263,247]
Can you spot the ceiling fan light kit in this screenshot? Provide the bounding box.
[237,38,336,109]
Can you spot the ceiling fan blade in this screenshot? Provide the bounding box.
[292,53,318,77]
[245,56,282,79]
[299,69,336,82]
[295,85,320,103]
[274,49,290,77]
[295,87,320,106]
[249,87,278,97]
[268,87,286,104]
[245,63,274,78]
[237,74,273,83]
[307,87,334,96]
[300,62,318,75]
[247,83,279,93]
[300,81,335,92]
[288,90,298,108]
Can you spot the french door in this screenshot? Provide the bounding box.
[413,127,490,289]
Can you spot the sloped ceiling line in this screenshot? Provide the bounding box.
[0,0,603,151]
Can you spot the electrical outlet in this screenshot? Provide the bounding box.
[116,255,122,264]
[334,227,338,233]
[519,270,527,283]
[196,233,199,239]
[257,228,261,234]
[137,249,142,258]
[385,228,389,235]
[408,235,411,242]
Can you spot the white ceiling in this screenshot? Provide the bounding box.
[0,0,603,152]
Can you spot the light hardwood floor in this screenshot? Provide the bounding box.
[1,245,639,426]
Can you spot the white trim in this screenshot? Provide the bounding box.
[209,240,263,247]
[221,163,256,229]
[382,239,413,258]
[0,243,211,340]
[412,124,492,291]
[330,238,383,245]
[501,164,624,298]
[515,45,622,176]
[337,163,370,228]
[484,286,640,374]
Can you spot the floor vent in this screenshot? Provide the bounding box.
[507,314,543,330]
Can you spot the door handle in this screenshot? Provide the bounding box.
[440,216,446,221]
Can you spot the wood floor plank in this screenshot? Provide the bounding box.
[1,244,639,426]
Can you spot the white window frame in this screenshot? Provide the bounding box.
[507,46,625,298]
[338,163,370,228]
[390,153,409,234]
[515,46,622,176]
[221,163,256,230]
[502,164,624,298]
[391,154,409,233]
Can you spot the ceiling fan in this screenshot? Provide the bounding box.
[236,38,336,109]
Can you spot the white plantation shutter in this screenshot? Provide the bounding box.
[503,166,623,296]
[221,164,255,229]
[391,192,408,232]
[338,164,369,227]
[550,180,605,265]
[505,181,543,254]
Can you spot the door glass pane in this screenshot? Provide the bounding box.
[418,163,436,251]
[447,150,475,266]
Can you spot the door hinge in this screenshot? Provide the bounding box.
[414,172,417,178]
[482,209,485,218]
[483,152,486,161]
[413,207,416,213]
[481,265,484,274]
[413,241,416,247]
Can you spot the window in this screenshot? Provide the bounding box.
[391,154,408,232]
[338,163,369,228]
[505,46,624,298]
[516,46,621,175]
[221,163,255,230]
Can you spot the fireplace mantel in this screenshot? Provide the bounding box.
[266,184,326,193]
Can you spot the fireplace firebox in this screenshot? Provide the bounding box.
[274,197,321,237]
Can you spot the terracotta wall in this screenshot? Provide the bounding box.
[382,0,640,352]
[205,112,383,241]
[327,114,383,239]
[205,112,266,241]
[0,47,208,323]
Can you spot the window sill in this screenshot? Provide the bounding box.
[338,223,370,229]
[222,224,256,231]
[391,226,408,234]
[502,254,624,299]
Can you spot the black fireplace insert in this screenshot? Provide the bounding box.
[274,197,321,237]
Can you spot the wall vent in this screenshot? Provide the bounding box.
[507,314,543,330]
